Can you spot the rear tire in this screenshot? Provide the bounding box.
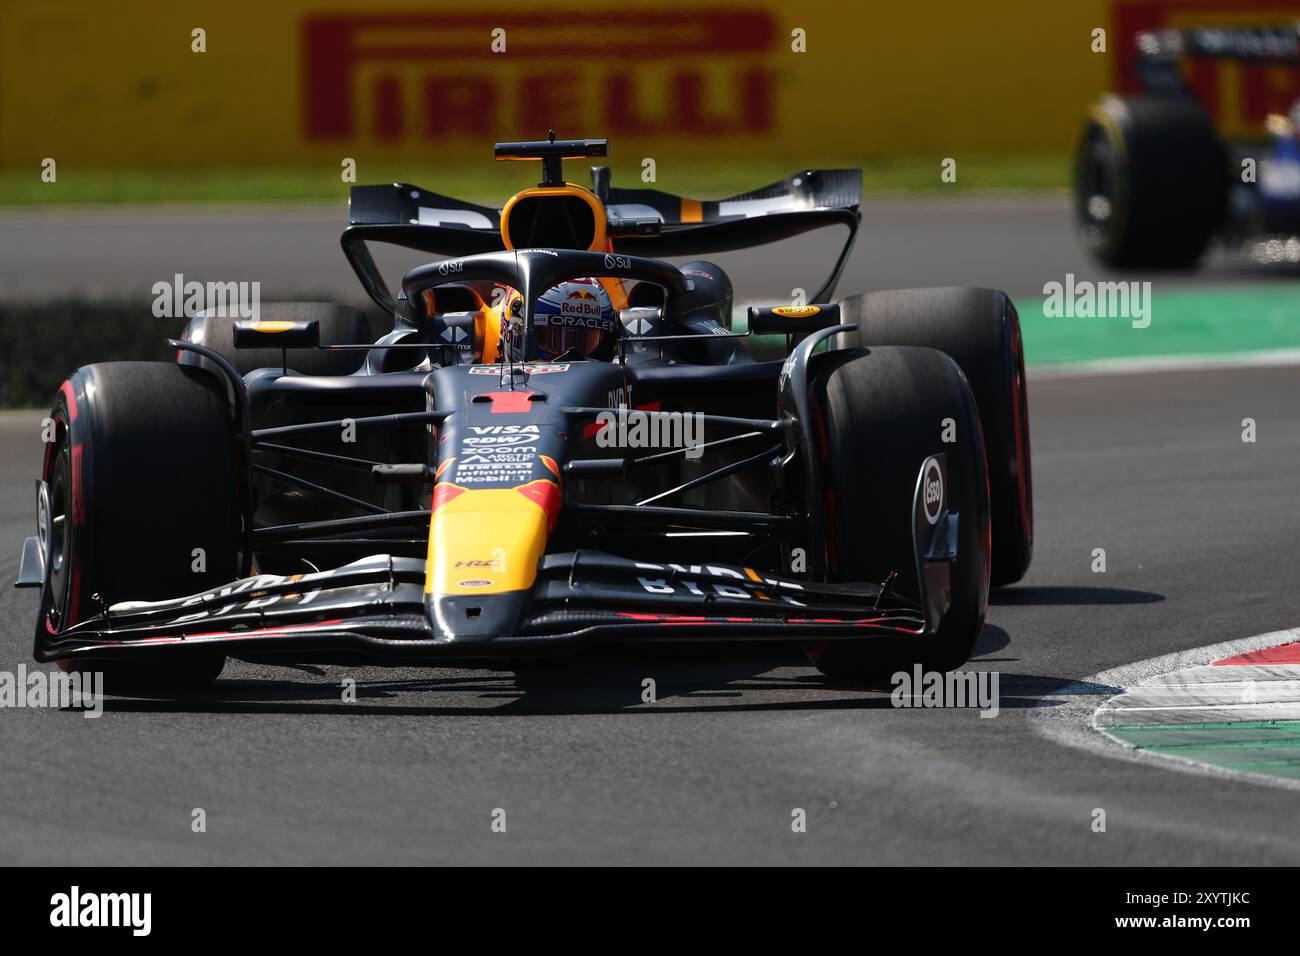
[805,346,991,682]
[836,287,1031,587]
[179,301,371,377]
[36,362,239,690]
[1075,95,1226,269]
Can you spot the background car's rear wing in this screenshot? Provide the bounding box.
[1133,24,1300,103]
[1136,24,1300,63]
[341,168,861,315]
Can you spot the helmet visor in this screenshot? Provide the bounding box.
[534,318,610,360]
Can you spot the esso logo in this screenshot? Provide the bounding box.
[36,481,51,557]
[922,459,944,525]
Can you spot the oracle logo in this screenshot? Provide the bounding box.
[303,9,778,142]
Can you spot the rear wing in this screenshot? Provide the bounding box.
[341,169,861,316]
[1136,24,1300,63]
[600,168,862,234]
[340,185,504,315]
[602,168,861,302]
[1131,24,1300,123]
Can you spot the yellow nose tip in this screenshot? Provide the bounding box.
[426,483,558,596]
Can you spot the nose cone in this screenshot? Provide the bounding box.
[427,589,532,645]
[424,482,559,643]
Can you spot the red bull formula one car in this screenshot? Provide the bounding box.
[15,135,1032,688]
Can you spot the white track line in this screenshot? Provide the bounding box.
[1029,626,1300,792]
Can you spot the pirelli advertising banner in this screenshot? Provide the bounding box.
[2,0,1299,168]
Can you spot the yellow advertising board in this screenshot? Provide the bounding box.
[0,0,1297,168]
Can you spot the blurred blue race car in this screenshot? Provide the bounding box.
[1077,23,1300,268]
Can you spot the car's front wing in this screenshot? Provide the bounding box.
[37,552,930,666]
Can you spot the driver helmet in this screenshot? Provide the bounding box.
[532,279,619,361]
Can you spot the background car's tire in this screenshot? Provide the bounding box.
[179,301,371,377]
[1075,94,1227,269]
[805,345,992,682]
[836,287,1031,587]
[37,362,239,689]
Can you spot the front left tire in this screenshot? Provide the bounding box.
[805,345,992,681]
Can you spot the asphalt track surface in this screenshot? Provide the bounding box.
[1,199,1299,864]
[3,367,1299,864]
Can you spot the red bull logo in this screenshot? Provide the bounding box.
[559,301,605,319]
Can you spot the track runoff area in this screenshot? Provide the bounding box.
[1023,282,1300,781]
[1009,275,1295,929]
[1009,282,1294,925]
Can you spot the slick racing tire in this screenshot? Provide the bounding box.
[1075,95,1226,269]
[36,362,239,689]
[805,346,992,682]
[835,287,1031,587]
[179,301,371,377]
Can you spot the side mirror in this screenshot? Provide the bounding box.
[747,303,841,335]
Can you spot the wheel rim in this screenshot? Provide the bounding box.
[44,437,74,631]
[1078,128,1120,249]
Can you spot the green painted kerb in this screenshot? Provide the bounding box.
[1106,720,1300,781]
[1014,287,1300,366]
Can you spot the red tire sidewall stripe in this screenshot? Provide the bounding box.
[1007,302,1032,546]
[49,380,85,631]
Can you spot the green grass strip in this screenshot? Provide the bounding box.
[1107,721,1300,780]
